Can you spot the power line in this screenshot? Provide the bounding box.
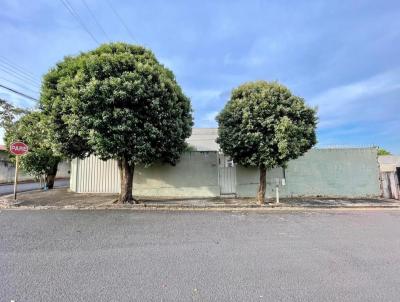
[0,56,41,84]
[105,0,135,41]
[80,0,110,41]
[0,84,38,102]
[0,64,41,88]
[59,0,99,44]
[0,61,41,86]
[0,76,40,95]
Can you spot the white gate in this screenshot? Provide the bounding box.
[218,154,236,195]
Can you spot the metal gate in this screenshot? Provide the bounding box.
[218,154,236,195]
[381,171,400,200]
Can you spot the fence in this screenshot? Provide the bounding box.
[379,156,400,200]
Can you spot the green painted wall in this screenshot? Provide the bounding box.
[236,148,381,198]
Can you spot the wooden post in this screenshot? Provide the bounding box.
[13,155,19,200]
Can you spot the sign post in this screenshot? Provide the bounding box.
[9,142,29,200]
[14,155,19,200]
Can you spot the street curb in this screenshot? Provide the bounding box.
[2,204,400,211]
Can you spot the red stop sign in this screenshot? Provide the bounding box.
[10,142,29,155]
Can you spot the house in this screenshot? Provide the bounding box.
[70,128,382,199]
[186,128,219,151]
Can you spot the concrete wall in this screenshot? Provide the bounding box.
[236,148,381,198]
[0,160,28,183]
[70,152,220,197]
[0,159,70,183]
[71,148,380,198]
[378,155,400,172]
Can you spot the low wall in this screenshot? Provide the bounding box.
[0,160,30,183]
[0,159,70,183]
[236,148,381,198]
[378,155,400,172]
[70,152,220,197]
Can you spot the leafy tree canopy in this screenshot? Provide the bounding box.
[5,111,62,187]
[217,81,317,168]
[0,99,29,131]
[377,148,391,156]
[217,81,317,203]
[40,43,193,165]
[40,43,193,202]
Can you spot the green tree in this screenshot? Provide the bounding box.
[0,99,29,131]
[377,148,391,156]
[217,81,317,204]
[40,43,193,203]
[4,111,62,189]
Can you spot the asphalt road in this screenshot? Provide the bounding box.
[1,210,400,302]
[0,179,69,196]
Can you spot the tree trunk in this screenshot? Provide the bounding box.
[257,165,267,205]
[46,174,56,189]
[46,162,59,189]
[117,158,136,204]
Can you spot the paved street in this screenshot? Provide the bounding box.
[0,179,69,196]
[1,210,400,301]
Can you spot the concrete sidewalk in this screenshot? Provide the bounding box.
[1,188,399,210]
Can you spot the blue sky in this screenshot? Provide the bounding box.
[0,0,399,153]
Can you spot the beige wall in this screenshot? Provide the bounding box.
[70,152,220,197]
[378,155,400,172]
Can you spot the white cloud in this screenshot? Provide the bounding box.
[186,88,225,109]
[198,111,219,127]
[205,111,218,121]
[310,69,400,129]
[158,56,186,76]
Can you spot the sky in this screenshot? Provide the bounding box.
[0,0,399,153]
